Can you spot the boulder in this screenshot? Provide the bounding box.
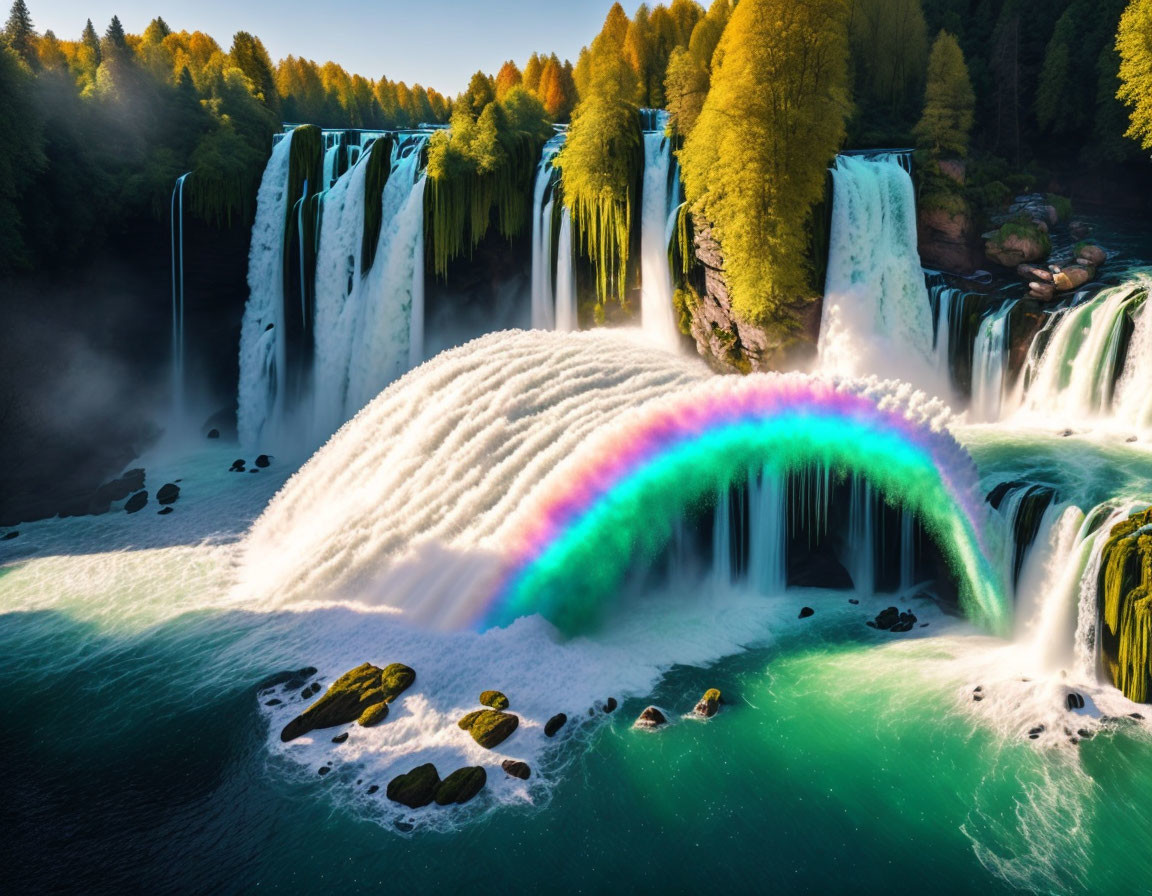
[917,201,983,273]
[479,690,509,710]
[255,454,272,468]
[386,763,441,809]
[457,709,519,749]
[798,606,814,619]
[1076,243,1107,266]
[869,607,901,630]
[1052,266,1094,293]
[157,507,173,516]
[694,688,722,719]
[257,666,317,691]
[358,702,388,727]
[984,221,1051,267]
[332,732,349,744]
[280,662,415,742]
[1066,692,1085,711]
[634,706,668,729]
[1069,221,1092,240]
[229,459,246,472]
[1016,264,1052,283]
[1029,281,1056,302]
[2,531,17,540]
[544,713,567,737]
[206,429,220,440]
[157,483,180,505]
[434,766,487,806]
[124,491,148,514]
[602,697,618,713]
[501,759,531,780]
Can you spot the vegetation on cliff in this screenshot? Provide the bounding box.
[1117,0,1152,150]
[1099,507,1152,703]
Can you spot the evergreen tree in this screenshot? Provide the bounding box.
[1116,0,1152,149]
[522,52,544,93]
[680,0,852,324]
[849,0,928,119]
[231,31,280,115]
[103,15,126,52]
[142,16,171,45]
[915,30,975,157]
[462,70,495,119]
[3,0,35,66]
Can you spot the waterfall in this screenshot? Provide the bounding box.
[818,154,939,393]
[970,301,1015,422]
[169,171,191,422]
[555,209,577,332]
[529,135,565,330]
[312,135,429,442]
[640,130,679,351]
[1018,275,1150,427]
[712,487,732,591]
[846,475,875,594]
[747,467,787,596]
[238,134,294,448]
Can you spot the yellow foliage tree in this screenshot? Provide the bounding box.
[1117,0,1152,150]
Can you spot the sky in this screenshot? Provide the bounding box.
[33,0,623,95]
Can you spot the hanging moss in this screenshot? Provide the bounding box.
[286,125,324,232]
[361,134,396,272]
[1098,507,1152,702]
[556,106,643,308]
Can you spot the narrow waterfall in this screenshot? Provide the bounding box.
[529,135,565,330]
[640,130,679,351]
[845,475,876,595]
[237,133,294,448]
[746,467,787,596]
[970,301,1015,422]
[818,154,939,392]
[169,171,191,421]
[712,486,733,590]
[555,209,577,332]
[1018,275,1150,427]
[313,135,429,442]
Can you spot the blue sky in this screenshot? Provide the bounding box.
[33,1,622,94]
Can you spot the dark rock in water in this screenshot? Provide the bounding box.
[480,690,509,710]
[603,697,618,713]
[318,766,330,776]
[972,693,984,702]
[458,709,518,748]
[230,459,246,472]
[249,469,260,473]
[1130,713,1145,721]
[124,491,148,514]
[280,662,415,742]
[798,606,814,619]
[634,706,667,729]
[694,688,722,718]
[501,760,531,780]
[890,621,913,633]
[974,686,983,692]
[387,764,440,809]
[2,531,18,540]
[1060,429,1073,438]
[872,607,901,630]
[1028,725,1045,739]
[158,507,173,515]
[156,483,180,505]
[207,429,220,440]
[301,682,320,699]
[255,454,272,468]
[1077,729,1093,739]
[265,699,282,706]
[257,666,317,691]
[1066,692,1085,711]
[848,598,859,605]
[544,713,567,737]
[332,732,349,744]
[434,766,487,805]
[366,785,379,795]
[920,623,930,628]
[1127,436,1139,443]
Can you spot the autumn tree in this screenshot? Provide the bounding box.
[495,60,522,99]
[680,0,851,324]
[522,52,544,93]
[1116,0,1152,149]
[914,30,974,157]
[462,69,495,119]
[665,0,732,136]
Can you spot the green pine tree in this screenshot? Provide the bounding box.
[914,31,975,157]
[3,0,35,66]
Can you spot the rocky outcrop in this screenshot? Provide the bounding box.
[694,688,722,719]
[434,767,487,805]
[984,220,1051,268]
[634,706,667,729]
[1098,507,1152,702]
[124,490,148,513]
[684,222,819,374]
[280,662,415,742]
[867,607,918,632]
[918,201,982,273]
[479,690,509,710]
[156,483,180,505]
[458,709,519,748]
[501,759,531,779]
[386,763,441,809]
[544,713,567,737]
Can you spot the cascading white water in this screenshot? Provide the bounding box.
[640,130,679,351]
[747,466,787,596]
[554,209,577,332]
[846,475,875,594]
[237,134,294,449]
[971,302,1015,422]
[529,136,565,330]
[312,136,429,443]
[1018,275,1151,428]
[169,171,191,421]
[712,486,732,590]
[819,154,940,394]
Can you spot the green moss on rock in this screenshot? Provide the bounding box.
[386,763,441,809]
[280,661,415,742]
[361,134,396,272]
[457,708,519,748]
[1098,507,1152,702]
[694,688,722,718]
[479,690,509,710]
[357,702,388,727]
[434,766,487,805]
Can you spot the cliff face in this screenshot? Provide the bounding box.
[686,222,820,374]
[1098,507,1152,703]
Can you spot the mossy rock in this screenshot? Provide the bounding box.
[386,763,441,809]
[358,702,389,727]
[434,766,487,805]
[479,690,509,710]
[1098,507,1152,702]
[694,688,722,718]
[457,708,519,748]
[280,662,415,742]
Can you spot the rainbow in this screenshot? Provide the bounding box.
[479,374,1008,636]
